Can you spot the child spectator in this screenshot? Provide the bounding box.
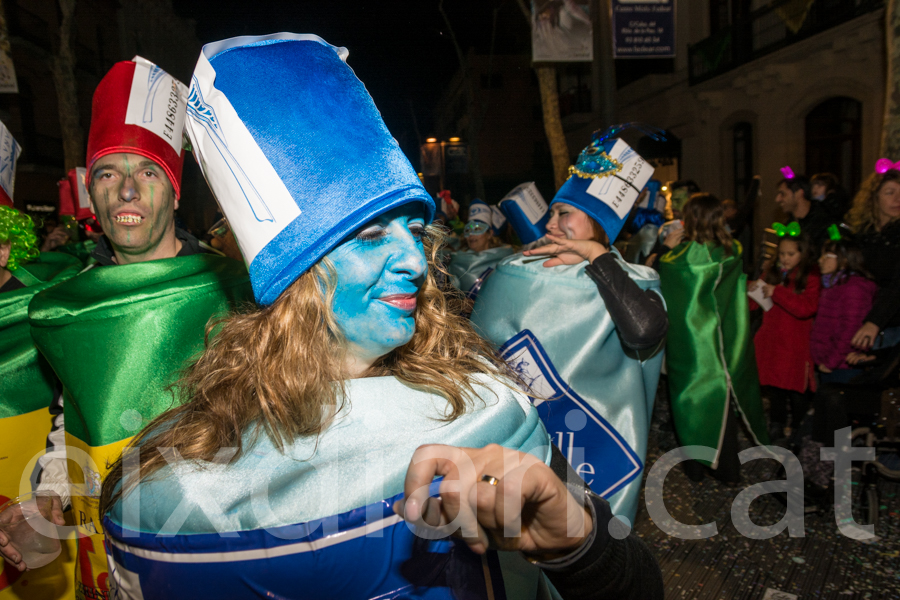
[810,238,878,384]
[751,231,820,441]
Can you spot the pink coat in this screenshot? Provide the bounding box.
[752,269,820,393]
[810,274,878,370]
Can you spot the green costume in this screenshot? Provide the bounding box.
[658,241,768,467]
[0,253,81,600]
[28,254,252,600]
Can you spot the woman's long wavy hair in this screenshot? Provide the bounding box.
[100,225,509,516]
[682,193,734,255]
[846,169,900,233]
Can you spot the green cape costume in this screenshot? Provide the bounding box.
[0,252,81,599]
[28,254,252,600]
[658,241,769,467]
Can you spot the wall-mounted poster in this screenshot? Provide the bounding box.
[0,1,18,93]
[532,0,593,63]
[612,0,675,58]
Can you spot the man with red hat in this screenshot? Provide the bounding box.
[81,57,205,267]
[0,58,251,599]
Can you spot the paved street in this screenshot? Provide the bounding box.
[635,386,900,600]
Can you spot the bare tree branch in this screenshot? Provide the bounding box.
[51,0,84,170]
[514,0,531,22]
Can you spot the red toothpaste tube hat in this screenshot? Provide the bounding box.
[85,58,187,198]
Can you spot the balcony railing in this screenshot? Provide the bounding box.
[688,0,884,85]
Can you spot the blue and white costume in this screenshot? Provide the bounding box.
[104,377,564,599]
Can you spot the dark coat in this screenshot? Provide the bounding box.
[856,221,900,330]
[752,269,821,392]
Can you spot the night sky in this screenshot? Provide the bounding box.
[173,0,532,160]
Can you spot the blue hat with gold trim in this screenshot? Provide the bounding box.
[551,125,660,243]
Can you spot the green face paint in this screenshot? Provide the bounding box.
[88,152,177,263]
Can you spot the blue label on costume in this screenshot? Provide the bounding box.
[499,330,643,497]
[104,483,507,600]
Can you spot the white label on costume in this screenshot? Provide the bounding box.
[585,139,654,220]
[74,167,91,211]
[184,52,301,266]
[490,205,506,229]
[0,121,21,199]
[502,182,547,225]
[503,345,558,406]
[125,56,188,156]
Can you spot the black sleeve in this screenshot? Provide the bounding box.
[584,253,668,350]
[542,446,665,600]
[866,260,900,329]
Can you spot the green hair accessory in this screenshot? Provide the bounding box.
[773,221,801,237]
[0,205,40,271]
[827,223,842,241]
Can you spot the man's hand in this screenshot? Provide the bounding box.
[0,493,64,572]
[851,322,880,350]
[393,444,592,559]
[846,352,876,366]
[40,228,70,253]
[523,234,607,268]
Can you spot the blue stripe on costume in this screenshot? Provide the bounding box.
[104,483,509,600]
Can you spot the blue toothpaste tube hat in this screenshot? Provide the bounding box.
[185,33,435,305]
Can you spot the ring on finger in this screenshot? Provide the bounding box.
[481,475,499,486]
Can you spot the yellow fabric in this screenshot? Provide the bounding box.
[0,409,76,599]
[63,434,132,600]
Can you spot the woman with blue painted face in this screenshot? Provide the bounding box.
[96,35,662,600]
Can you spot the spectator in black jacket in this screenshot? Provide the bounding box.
[811,172,851,223]
[775,173,834,254]
[847,169,900,350]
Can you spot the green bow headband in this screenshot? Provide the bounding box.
[773,221,801,237]
[827,223,842,241]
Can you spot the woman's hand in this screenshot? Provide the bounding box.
[523,234,607,268]
[818,364,832,373]
[761,283,776,298]
[393,444,592,559]
[663,228,684,250]
[851,322,880,350]
[846,352,876,366]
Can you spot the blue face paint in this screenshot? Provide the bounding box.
[327,204,428,365]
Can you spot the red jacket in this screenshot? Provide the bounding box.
[752,269,821,393]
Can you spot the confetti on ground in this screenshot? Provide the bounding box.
[634,384,900,600]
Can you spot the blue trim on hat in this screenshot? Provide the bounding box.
[252,189,433,306]
[551,175,628,243]
[207,36,434,305]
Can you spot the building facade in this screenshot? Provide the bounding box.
[566,0,885,260]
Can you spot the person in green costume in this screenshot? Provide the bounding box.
[0,205,81,597]
[0,59,251,600]
[658,194,769,484]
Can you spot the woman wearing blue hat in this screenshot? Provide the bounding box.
[97,34,662,600]
[447,199,514,302]
[470,133,668,526]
